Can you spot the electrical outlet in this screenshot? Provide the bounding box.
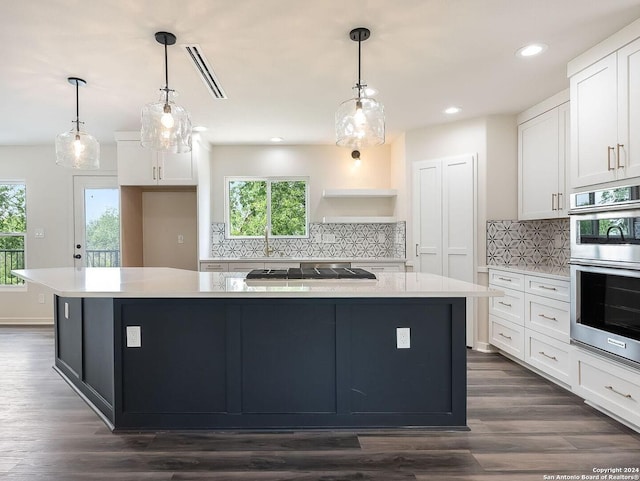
[396,327,411,349]
[322,233,336,243]
[378,233,386,244]
[37,293,45,304]
[313,233,322,243]
[34,228,45,239]
[126,326,142,348]
[178,234,184,244]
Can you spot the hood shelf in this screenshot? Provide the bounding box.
[322,189,397,198]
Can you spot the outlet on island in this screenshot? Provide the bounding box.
[396,327,411,349]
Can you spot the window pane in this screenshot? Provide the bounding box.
[0,235,24,285]
[271,181,307,236]
[0,184,26,233]
[85,189,120,267]
[228,180,267,236]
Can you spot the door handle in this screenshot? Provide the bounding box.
[158,166,163,180]
[73,254,82,259]
[415,243,419,256]
[557,192,563,210]
[551,193,557,211]
[152,166,157,180]
[617,143,625,168]
[608,146,615,171]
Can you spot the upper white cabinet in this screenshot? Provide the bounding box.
[569,36,640,188]
[115,133,196,186]
[518,92,569,220]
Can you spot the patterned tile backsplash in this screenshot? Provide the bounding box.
[210,222,406,259]
[486,218,570,267]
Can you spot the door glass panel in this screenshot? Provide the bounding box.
[84,188,120,267]
[577,216,640,245]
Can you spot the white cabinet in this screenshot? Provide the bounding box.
[352,261,405,272]
[199,262,229,272]
[116,139,196,186]
[570,37,640,188]
[573,348,640,430]
[518,100,569,220]
[489,268,572,385]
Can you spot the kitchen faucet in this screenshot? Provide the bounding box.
[606,225,625,242]
[264,225,274,257]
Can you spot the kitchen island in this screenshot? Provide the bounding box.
[13,267,501,431]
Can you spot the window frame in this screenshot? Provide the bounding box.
[224,176,310,239]
[0,181,27,288]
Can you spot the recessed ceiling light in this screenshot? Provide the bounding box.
[192,125,208,132]
[516,43,548,58]
[270,137,284,143]
[444,106,461,115]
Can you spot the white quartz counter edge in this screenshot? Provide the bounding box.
[486,265,570,281]
[13,267,503,299]
[200,257,407,263]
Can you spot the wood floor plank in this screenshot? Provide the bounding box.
[2,326,639,480]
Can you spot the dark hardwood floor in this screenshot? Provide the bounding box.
[1,326,639,480]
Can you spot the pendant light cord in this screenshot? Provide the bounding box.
[163,34,170,105]
[74,80,80,133]
[357,36,362,99]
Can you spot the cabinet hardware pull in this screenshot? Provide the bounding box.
[557,192,563,210]
[538,313,558,321]
[498,332,512,340]
[415,243,419,256]
[551,193,557,211]
[608,146,615,171]
[617,143,625,168]
[158,166,162,180]
[152,166,157,180]
[498,301,512,307]
[539,285,557,291]
[497,277,512,282]
[538,351,557,361]
[604,385,633,400]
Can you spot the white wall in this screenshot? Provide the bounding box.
[0,144,117,323]
[208,144,393,223]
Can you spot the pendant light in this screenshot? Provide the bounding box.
[335,27,385,149]
[141,31,192,153]
[55,77,100,169]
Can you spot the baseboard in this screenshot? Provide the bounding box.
[0,317,53,325]
[474,341,496,353]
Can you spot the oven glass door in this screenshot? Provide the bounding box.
[575,215,640,246]
[576,267,640,343]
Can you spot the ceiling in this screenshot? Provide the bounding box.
[3,0,640,147]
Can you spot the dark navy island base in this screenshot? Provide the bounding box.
[53,296,467,431]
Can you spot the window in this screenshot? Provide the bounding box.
[226,177,308,237]
[0,183,26,285]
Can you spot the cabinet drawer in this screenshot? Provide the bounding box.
[489,270,525,290]
[228,262,265,272]
[263,262,300,270]
[525,275,569,302]
[574,349,640,429]
[524,294,570,342]
[352,262,405,272]
[489,287,525,325]
[489,315,525,360]
[200,262,228,272]
[525,330,572,386]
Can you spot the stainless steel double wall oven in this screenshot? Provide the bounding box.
[569,185,640,365]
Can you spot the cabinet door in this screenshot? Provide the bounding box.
[117,141,157,186]
[157,151,196,185]
[570,53,618,188]
[518,108,560,220]
[617,37,640,180]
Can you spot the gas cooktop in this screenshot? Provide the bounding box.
[245,267,377,280]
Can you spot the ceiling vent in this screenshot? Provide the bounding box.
[181,44,228,100]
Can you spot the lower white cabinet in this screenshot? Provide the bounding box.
[200,262,228,272]
[489,314,525,360]
[352,261,405,272]
[573,348,640,430]
[525,329,572,386]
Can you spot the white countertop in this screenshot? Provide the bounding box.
[487,264,570,281]
[13,267,502,299]
[200,257,407,263]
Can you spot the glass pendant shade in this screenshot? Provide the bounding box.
[141,31,192,153]
[336,93,385,149]
[335,27,385,149]
[141,91,192,153]
[55,77,100,169]
[55,129,100,169]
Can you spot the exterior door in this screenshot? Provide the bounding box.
[73,176,120,267]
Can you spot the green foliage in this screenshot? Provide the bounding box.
[86,208,120,250]
[271,181,307,236]
[0,184,26,284]
[228,179,307,237]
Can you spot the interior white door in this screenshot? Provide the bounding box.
[73,176,120,268]
[413,154,476,347]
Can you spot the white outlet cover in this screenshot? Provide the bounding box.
[396,327,411,349]
[126,326,142,348]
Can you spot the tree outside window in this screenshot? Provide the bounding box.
[0,183,26,285]
[227,178,308,237]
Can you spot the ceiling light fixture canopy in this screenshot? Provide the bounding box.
[55,77,100,169]
[141,31,192,153]
[336,27,385,149]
